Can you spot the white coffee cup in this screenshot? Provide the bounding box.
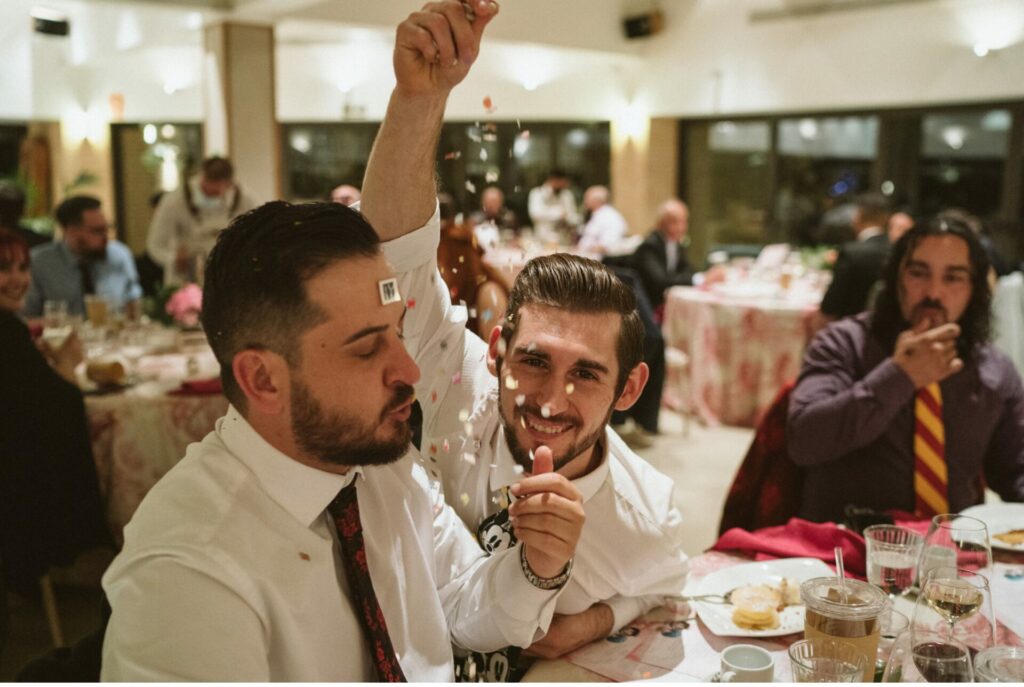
[721,644,775,683]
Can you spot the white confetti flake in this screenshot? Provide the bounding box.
[541,404,552,418]
[515,394,526,406]
[565,383,575,395]
[512,464,524,475]
[458,409,470,422]
[460,493,470,506]
[479,148,488,161]
[496,338,507,356]
[504,375,518,389]
[462,453,477,466]
[465,180,477,193]
[485,170,499,183]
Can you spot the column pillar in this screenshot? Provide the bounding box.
[203,22,279,201]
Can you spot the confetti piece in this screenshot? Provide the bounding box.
[513,464,524,475]
[443,439,450,452]
[483,95,493,110]
[642,672,651,679]
[429,443,437,455]
[460,493,470,506]
[465,180,477,193]
[515,394,526,406]
[481,309,492,321]
[452,372,461,385]
[299,552,310,561]
[443,150,461,160]
[541,404,552,418]
[463,421,474,435]
[504,375,518,389]
[406,298,416,309]
[485,170,499,183]
[458,255,465,263]
[479,148,488,161]
[451,267,458,274]
[565,383,575,395]
[431,390,438,403]
[462,453,477,466]
[496,338,507,356]
[459,409,470,422]
[468,307,477,317]
[526,342,537,353]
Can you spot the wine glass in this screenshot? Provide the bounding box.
[920,514,992,583]
[914,567,995,653]
[865,524,924,601]
[118,325,150,382]
[883,629,974,682]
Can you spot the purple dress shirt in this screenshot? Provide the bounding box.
[787,314,1024,523]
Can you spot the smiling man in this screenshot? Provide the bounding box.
[101,2,589,681]
[361,28,687,681]
[788,213,1024,523]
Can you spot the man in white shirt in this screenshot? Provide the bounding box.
[577,185,628,255]
[527,170,580,244]
[146,156,260,285]
[101,2,586,680]
[371,69,688,684]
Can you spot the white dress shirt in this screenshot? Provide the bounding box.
[527,184,580,242]
[386,212,689,633]
[101,406,560,681]
[578,204,628,254]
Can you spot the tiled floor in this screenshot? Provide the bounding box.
[0,409,754,679]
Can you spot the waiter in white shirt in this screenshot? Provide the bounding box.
[527,170,580,244]
[577,185,628,255]
[101,2,586,680]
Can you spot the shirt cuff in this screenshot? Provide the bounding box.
[491,545,562,644]
[604,594,663,633]
[377,203,441,274]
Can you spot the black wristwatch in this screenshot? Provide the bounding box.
[519,545,572,590]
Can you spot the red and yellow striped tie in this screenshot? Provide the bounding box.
[914,383,948,517]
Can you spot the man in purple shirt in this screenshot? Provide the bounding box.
[788,213,1024,523]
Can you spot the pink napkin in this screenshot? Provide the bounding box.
[168,377,223,396]
[712,517,867,578]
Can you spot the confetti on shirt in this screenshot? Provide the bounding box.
[462,453,477,466]
[459,409,470,422]
[452,372,462,385]
[479,148,488,161]
[460,493,470,506]
[431,390,438,403]
[406,298,416,309]
[443,439,450,452]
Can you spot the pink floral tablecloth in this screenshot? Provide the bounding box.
[662,285,820,428]
[84,351,226,543]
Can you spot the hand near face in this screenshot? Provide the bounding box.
[394,1,499,97]
[893,320,963,389]
[509,445,585,579]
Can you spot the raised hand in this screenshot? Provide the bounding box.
[394,0,499,97]
[509,446,585,579]
[893,320,963,389]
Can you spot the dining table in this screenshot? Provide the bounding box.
[81,333,226,543]
[662,279,824,428]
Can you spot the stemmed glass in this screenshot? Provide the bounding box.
[865,524,924,601]
[118,325,150,383]
[919,514,992,582]
[883,629,974,682]
[914,567,995,654]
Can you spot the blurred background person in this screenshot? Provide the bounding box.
[470,185,519,235]
[0,227,112,606]
[0,181,48,249]
[819,192,892,322]
[329,183,361,206]
[436,193,510,339]
[632,199,696,318]
[528,169,579,245]
[886,207,915,245]
[146,156,259,285]
[578,185,628,256]
[22,196,141,319]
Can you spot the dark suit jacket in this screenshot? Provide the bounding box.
[820,232,890,319]
[632,231,695,310]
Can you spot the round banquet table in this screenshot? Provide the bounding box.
[662,284,821,428]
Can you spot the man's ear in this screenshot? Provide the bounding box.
[486,325,504,376]
[613,362,650,411]
[232,349,290,415]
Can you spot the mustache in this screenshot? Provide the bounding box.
[383,384,416,415]
[517,402,581,428]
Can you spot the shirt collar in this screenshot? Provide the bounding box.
[488,425,611,504]
[858,226,884,241]
[217,405,358,529]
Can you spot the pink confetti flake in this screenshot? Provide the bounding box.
[443,151,461,160]
[483,95,493,109]
[452,372,462,385]
[406,298,416,309]
[431,390,438,403]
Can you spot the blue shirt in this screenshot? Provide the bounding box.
[23,240,142,317]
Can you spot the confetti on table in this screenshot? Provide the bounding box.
[541,404,552,418]
[565,383,575,395]
[515,394,526,406]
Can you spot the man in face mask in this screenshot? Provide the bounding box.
[146,156,260,285]
[23,195,141,317]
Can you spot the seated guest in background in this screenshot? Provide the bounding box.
[632,198,695,315]
[788,213,1024,523]
[146,156,260,285]
[0,228,112,601]
[941,207,1012,282]
[384,113,687,675]
[102,3,585,680]
[471,185,519,235]
[887,207,915,245]
[22,195,141,318]
[819,193,892,321]
[527,169,579,244]
[330,183,361,206]
[0,181,49,248]
[577,185,628,256]
[437,193,510,338]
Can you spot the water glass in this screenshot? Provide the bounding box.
[883,629,973,682]
[865,524,924,598]
[788,638,866,682]
[41,300,73,349]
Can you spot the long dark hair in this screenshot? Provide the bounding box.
[870,212,992,363]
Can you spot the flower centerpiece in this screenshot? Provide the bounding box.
[146,282,203,328]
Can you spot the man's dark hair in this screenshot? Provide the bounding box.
[201,201,381,409]
[0,181,26,229]
[855,192,891,226]
[54,195,101,228]
[499,253,644,398]
[870,212,992,363]
[547,168,569,181]
[201,156,235,182]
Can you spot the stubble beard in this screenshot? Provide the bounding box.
[498,392,612,473]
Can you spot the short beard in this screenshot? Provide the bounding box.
[498,394,611,473]
[290,378,413,468]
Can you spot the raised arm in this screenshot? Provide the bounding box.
[361,1,499,241]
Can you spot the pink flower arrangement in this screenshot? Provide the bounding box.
[165,283,203,328]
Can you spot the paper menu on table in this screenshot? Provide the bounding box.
[992,563,1024,640]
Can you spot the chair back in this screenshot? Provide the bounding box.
[718,381,802,536]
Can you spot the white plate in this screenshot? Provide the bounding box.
[961,503,1024,552]
[690,557,833,638]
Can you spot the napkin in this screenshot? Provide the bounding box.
[712,517,867,578]
[169,377,223,396]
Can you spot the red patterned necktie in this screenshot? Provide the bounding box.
[914,382,949,518]
[329,482,407,682]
